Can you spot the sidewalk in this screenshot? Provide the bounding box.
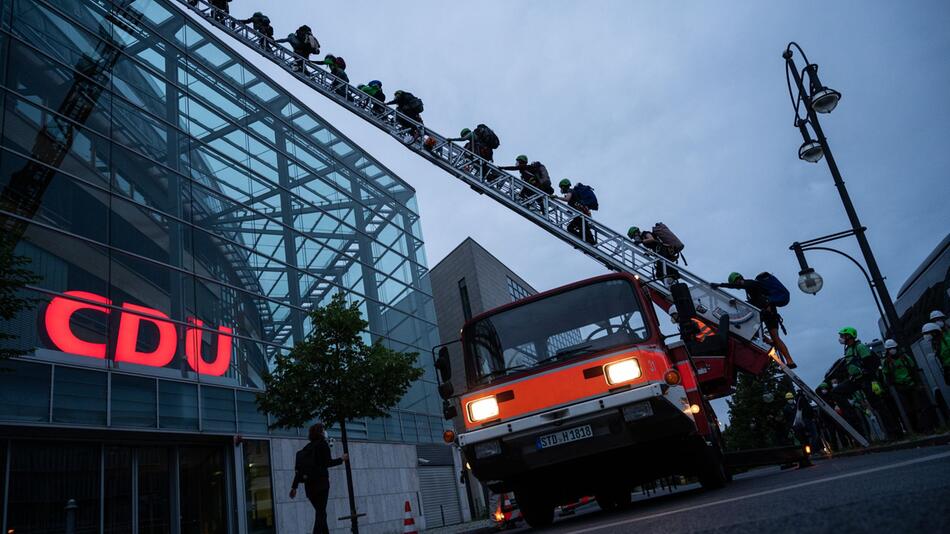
[423,518,495,534]
[820,431,950,459]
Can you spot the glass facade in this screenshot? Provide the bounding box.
[0,0,442,439]
[0,0,446,531]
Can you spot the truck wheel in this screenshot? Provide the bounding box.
[595,489,630,512]
[696,441,728,490]
[516,492,554,528]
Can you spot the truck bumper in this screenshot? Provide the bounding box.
[460,383,699,494]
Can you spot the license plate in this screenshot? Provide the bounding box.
[536,424,593,450]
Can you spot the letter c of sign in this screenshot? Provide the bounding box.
[45,291,111,358]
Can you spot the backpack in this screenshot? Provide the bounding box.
[304,34,320,55]
[473,124,500,149]
[334,56,346,70]
[755,272,790,307]
[651,222,684,253]
[403,93,424,114]
[528,162,551,188]
[572,183,598,210]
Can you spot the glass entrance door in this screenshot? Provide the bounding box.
[179,446,229,534]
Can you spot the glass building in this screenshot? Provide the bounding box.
[0,0,442,532]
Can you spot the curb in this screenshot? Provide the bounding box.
[818,433,950,460]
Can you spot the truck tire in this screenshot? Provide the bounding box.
[516,491,554,528]
[696,440,728,490]
[595,489,631,512]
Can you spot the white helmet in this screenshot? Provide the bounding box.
[922,322,941,335]
[930,310,946,320]
[668,304,678,316]
[883,339,898,349]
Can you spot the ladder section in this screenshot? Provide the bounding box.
[772,355,869,447]
[171,0,766,348]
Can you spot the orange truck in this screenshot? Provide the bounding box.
[434,273,773,527]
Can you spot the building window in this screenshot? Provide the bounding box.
[458,278,472,321]
[52,366,108,426]
[507,276,531,302]
[7,441,102,534]
[244,440,276,534]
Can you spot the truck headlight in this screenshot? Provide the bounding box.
[467,396,499,423]
[604,358,641,385]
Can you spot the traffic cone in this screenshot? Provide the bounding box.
[403,500,418,534]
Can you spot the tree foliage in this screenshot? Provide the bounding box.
[257,292,425,429]
[0,235,41,361]
[722,360,795,451]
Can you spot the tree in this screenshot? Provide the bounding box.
[0,235,41,362]
[257,292,424,534]
[722,360,795,451]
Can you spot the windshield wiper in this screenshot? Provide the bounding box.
[477,364,527,384]
[532,344,597,367]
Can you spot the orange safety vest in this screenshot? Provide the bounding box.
[692,318,713,342]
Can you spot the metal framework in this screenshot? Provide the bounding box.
[3,0,434,359]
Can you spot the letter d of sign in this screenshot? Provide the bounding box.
[115,303,177,367]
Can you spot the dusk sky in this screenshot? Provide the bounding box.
[219,0,949,413]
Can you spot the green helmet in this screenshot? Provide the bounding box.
[559,178,571,189]
[838,326,857,338]
[460,128,471,137]
[785,392,794,400]
[627,226,641,239]
[516,154,528,163]
[728,272,743,284]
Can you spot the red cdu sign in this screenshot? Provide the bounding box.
[44,290,234,376]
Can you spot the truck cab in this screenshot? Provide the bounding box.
[437,273,734,527]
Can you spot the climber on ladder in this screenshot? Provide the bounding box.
[712,272,797,369]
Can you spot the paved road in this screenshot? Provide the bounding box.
[488,445,950,534]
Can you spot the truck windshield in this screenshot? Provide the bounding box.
[464,278,650,386]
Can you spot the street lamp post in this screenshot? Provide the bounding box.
[783,42,903,341]
[784,44,944,433]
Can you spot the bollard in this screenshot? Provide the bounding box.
[65,498,78,534]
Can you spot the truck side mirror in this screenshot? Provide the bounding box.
[438,381,454,399]
[435,346,452,383]
[443,400,458,420]
[670,282,697,319]
[670,282,699,341]
[717,313,731,345]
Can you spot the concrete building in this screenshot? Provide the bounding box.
[428,237,542,520]
[0,0,460,532]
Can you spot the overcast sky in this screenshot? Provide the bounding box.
[222,1,949,407]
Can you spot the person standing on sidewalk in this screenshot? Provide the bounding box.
[881,339,933,434]
[291,423,349,534]
[924,310,950,383]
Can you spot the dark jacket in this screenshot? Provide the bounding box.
[292,439,343,488]
[718,279,769,309]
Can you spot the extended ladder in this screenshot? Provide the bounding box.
[174,0,763,345]
[172,0,868,447]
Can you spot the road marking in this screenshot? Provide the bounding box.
[564,449,950,534]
